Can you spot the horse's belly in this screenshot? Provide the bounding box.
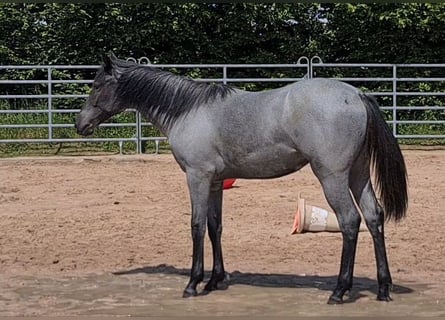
[225,147,308,179]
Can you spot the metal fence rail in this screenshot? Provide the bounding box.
[1,58,444,153]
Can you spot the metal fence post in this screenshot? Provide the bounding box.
[392,65,398,138]
[310,56,323,79]
[136,110,142,154]
[297,56,310,79]
[47,67,53,141]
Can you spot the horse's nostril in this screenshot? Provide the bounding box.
[77,123,94,136]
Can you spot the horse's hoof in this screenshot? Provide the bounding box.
[377,284,393,302]
[216,281,229,290]
[203,280,228,293]
[327,295,343,305]
[182,288,198,298]
[377,294,393,302]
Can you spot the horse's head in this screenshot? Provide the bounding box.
[76,53,126,136]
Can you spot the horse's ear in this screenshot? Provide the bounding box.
[103,52,122,79]
[103,54,113,75]
[110,52,118,61]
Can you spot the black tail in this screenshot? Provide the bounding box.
[360,93,408,222]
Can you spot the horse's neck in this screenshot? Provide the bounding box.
[136,105,171,137]
[125,69,234,136]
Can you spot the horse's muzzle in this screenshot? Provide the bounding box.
[75,116,94,136]
[76,123,94,136]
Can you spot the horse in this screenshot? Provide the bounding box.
[75,54,408,304]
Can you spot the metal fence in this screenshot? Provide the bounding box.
[1,57,444,153]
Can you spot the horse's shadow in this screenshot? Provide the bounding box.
[113,264,413,303]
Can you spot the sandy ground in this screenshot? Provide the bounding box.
[0,149,444,316]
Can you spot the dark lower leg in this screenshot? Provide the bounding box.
[328,221,360,304]
[204,222,227,291]
[355,181,393,301]
[183,223,206,297]
[204,189,227,292]
[367,206,392,301]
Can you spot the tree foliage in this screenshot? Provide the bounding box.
[1,3,444,65]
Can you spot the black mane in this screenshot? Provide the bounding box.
[114,60,234,128]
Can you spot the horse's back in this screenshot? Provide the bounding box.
[241,78,369,171]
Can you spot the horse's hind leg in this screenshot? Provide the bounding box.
[311,164,362,304]
[349,155,393,301]
[203,183,228,293]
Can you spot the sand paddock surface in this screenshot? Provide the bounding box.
[0,149,444,316]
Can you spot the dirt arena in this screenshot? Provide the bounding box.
[0,149,444,316]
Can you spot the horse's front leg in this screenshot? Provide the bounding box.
[203,182,227,293]
[183,171,211,298]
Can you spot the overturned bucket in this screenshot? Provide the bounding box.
[291,194,367,234]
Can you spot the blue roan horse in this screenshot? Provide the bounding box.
[76,54,408,304]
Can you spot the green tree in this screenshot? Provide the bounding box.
[2,3,444,65]
[320,3,445,63]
